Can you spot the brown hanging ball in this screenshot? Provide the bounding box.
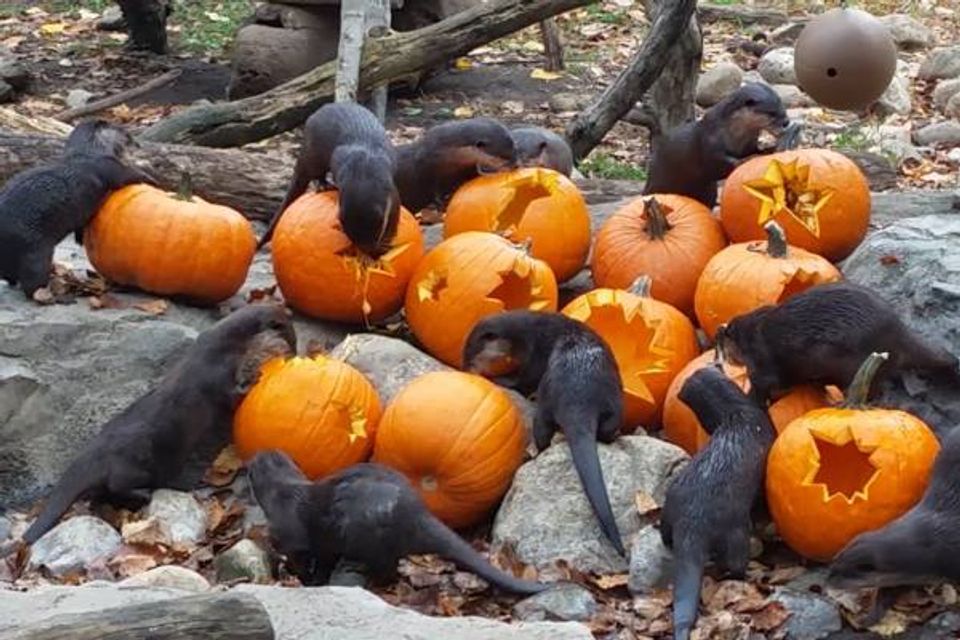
[794,7,897,112]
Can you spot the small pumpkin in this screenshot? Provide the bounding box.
[591,195,728,316]
[766,352,940,562]
[405,231,558,367]
[271,190,424,323]
[444,168,591,283]
[720,148,871,261]
[85,180,256,303]
[561,276,699,430]
[662,349,841,455]
[372,371,526,528]
[233,354,382,479]
[694,221,842,339]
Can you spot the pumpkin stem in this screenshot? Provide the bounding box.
[514,237,534,255]
[644,197,672,240]
[628,275,653,298]
[842,352,889,408]
[175,172,194,201]
[764,221,789,259]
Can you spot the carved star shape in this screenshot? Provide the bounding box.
[492,172,554,237]
[804,427,880,502]
[415,268,449,303]
[742,158,834,238]
[487,269,552,311]
[345,404,368,444]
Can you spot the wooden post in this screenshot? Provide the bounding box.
[539,18,564,71]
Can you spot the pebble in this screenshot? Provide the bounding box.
[146,490,208,546]
[914,121,960,147]
[933,78,960,112]
[769,588,843,640]
[627,524,673,594]
[695,62,744,107]
[28,516,121,577]
[214,538,273,584]
[65,88,95,110]
[758,48,797,86]
[919,46,960,81]
[879,14,932,51]
[513,584,598,623]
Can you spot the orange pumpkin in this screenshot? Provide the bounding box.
[720,148,871,262]
[233,354,382,479]
[372,371,526,528]
[85,182,256,303]
[444,168,591,283]
[590,194,728,316]
[662,350,841,455]
[766,352,941,561]
[694,221,842,339]
[405,231,558,367]
[271,191,424,323]
[561,277,699,431]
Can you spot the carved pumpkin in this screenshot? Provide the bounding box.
[591,195,728,316]
[720,148,871,261]
[85,182,256,303]
[694,222,842,339]
[766,352,940,561]
[662,349,842,455]
[405,231,558,367]
[233,354,382,479]
[443,168,591,283]
[372,371,526,528]
[271,191,424,323]
[561,277,699,431]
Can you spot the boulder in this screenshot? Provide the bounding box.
[768,588,843,639]
[695,62,744,107]
[120,565,211,592]
[879,14,932,51]
[146,490,207,545]
[627,524,673,593]
[0,56,30,91]
[932,78,960,112]
[919,46,960,81]
[28,516,122,576]
[873,74,912,116]
[0,80,14,104]
[913,121,960,147]
[492,435,688,573]
[215,538,273,584]
[758,47,797,85]
[513,584,597,622]
[772,84,815,108]
[946,93,960,119]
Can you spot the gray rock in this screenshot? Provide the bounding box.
[492,435,688,573]
[627,524,673,593]
[874,75,912,116]
[146,490,207,545]
[0,57,30,91]
[879,14,932,51]
[120,565,211,592]
[946,93,960,119]
[758,47,797,85]
[772,84,815,108]
[0,79,13,104]
[0,515,10,541]
[770,21,807,45]
[228,24,339,100]
[769,588,843,639]
[214,538,273,584]
[932,78,960,112]
[513,584,597,622]
[695,62,743,107]
[919,46,960,81]
[549,92,588,112]
[65,89,95,110]
[28,516,121,576]
[97,6,126,31]
[913,120,960,147]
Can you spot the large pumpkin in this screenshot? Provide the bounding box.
[766,352,940,561]
[590,194,727,316]
[662,349,841,455]
[720,148,871,262]
[405,231,558,367]
[271,190,424,323]
[694,221,842,339]
[372,371,526,528]
[233,354,382,479]
[561,277,699,431]
[85,182,256,303]
[444,168,590,283]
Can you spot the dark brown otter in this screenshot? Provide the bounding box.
[511,127,574,176]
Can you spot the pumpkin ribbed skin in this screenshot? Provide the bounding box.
[233,355,382,480]
[372,371,526,529]
[85,184,256,303]
[443,168,591,283]
[272,191,424,323]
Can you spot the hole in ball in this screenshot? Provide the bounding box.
[827,67,838,78]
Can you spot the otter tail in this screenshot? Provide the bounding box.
[22,456,104,545]
[671,535,707,640]
[567,426,626,556]
[418,512,548,595]
[257,170,311,249]
[902,337,960,382]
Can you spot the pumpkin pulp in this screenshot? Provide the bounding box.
[742,158,835,237]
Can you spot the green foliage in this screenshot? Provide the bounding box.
[831,127,871,153]
[584,5,627,25]
[579,153,648,181]
[174,1,256,55]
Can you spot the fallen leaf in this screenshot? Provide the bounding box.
[766,565,806,585]
[134,299,169,315]
[879,254,900,265]
[454,57,473,70]
[2,36,25,49]
[593,573,630,590]
[204,446,244,487]
[89,293,126,310]
[522,40,545,53]
[122,517,172,547]
[531,68,563,81]
[453,105,475,118]
[246,284,278,303]
[750,601,791,632]
[39,22,67,35]
[634,490,660,516]
[108,552,158,578]
[503,100,525,114]
[868,609,909,637]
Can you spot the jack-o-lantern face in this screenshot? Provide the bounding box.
[720,149,870,262]
[405,231,558,367]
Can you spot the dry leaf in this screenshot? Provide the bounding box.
[454,57,472,70]
[247,284,278,303]
[108,552,158,578]
[593,573,630,590]
[530,68,563,81]
[766,565,806,585]
[879,255,900,266]
[89,293,127,310]
[868,609,909,637]
[134,299,169,315]
[204,446,244,487]
[122,517,172,547]
[453,105,475,118]
[39,22,67,35]
[750,601,791,632]
[634,490,660,516]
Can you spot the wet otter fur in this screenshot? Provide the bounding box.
[463,310,626,556]
[643,83,790,208]
[21,304,296,544]
[0,119,155,298]
[718,282,960,404]
[511,127,574,176]
[394,117,516,213]
[661,365,776,640]
[247,450,549,595]
[258,102,400,257]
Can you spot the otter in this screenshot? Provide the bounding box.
[463,310,626,556]
[511,127,574,176]
[247,450,549,595]
[0,119,155,299]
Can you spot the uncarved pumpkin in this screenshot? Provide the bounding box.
[591,194,728,316]
[233,354,382,479]
[561,277,699,431]
[662,349,842,455]
[405,231,558,367]
[694,221,842,339]
[720,148,871,262]
[766,352,940,561]
[271,190,424,323]
[444,168,591,283]
[372,371,526,528]
[85,183,256,303]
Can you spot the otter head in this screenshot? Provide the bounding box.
[339,179,401,260]
[677,364,757,435]
[462,311,539,379]
[248,449,307,503]
[714,83,789,153]
[247,450,313,552]
[510,127,574,176]
[714,322,748,368]
[428,117,517,175]
[827,516,943,589]
[65,119,138,160]
[202,303,297,356]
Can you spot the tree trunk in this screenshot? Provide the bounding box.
[540,18,564,71]
[116,0,169,54]
[564,0,697,161]
[643,0,702,136]
[140,0,596,147]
